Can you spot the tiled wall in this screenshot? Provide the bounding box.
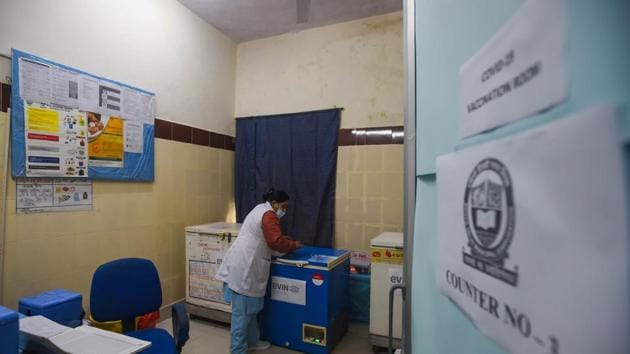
[334,144,404,251]
[1,122,235,310]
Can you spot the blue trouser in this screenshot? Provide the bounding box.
[223,283,265,354]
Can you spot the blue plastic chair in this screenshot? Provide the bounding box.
[90,258,189,353]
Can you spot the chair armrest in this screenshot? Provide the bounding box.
[171,303,190,353]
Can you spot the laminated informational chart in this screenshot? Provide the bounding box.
[189,260,223,302]
[11,49,155,181]
[186,233,226,303]
[16,178,93,213]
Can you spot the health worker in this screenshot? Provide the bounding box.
[216,188,303,353]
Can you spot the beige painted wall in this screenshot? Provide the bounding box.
[0,0,237,309]
[235,12,403,129]
[335,145,403,251]
[2,139,235,309]
[0,0,237,135]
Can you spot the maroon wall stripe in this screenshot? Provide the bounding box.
[154,121,403,150]
[226,136,236,151]
[154,119,173,140]
[192,127,210,147]
[209,132,224,149]
[156,118,235,151]
[171,122,192,143]
[0,83,10,113]
[2,84,401,149]
[0,84,236,151]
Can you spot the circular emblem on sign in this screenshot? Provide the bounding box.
[463,158,515,263]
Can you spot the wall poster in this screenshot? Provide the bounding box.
[11,49,155,181]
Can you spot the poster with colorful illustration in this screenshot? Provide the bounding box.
[24,102,88,177]
[87,114,124,168]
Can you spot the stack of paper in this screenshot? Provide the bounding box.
[20,316,151,354]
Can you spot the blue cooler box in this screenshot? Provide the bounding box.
[0,306,18,354]
[262,246,350,354]
[349,273,370,323]
[19,289,83,327]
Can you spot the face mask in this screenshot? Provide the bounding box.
[276,209,286,219]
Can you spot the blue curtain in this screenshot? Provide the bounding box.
[235,108,341,247]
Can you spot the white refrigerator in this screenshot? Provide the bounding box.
[369,231,404,349]
[185,222,241,323]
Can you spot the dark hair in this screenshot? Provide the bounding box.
[263,188,289,203]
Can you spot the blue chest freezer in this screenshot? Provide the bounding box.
[262,246,350,354]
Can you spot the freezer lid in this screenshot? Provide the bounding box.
[274,246,349,269]
[371,232,404,248]
[185,222,242,235]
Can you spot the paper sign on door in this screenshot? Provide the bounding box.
[459,0,568,138]
[437,105,628,354]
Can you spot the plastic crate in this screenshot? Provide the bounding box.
[0,306,19,354]
[19,289,83,327]
[349,273,370,323]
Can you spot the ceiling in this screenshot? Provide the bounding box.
[178,0,402,43]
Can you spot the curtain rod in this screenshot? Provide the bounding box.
[236,107,344,120]
[0,53,11,60]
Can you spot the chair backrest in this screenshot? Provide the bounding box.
[90,258,162,322]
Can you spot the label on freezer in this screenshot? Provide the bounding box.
[270,276,306,306]
[371,247,403,264]
[389,268,404,298]
[389,267,403,286]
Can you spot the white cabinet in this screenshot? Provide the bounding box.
[369,232,404,346]
[185,222,241,322]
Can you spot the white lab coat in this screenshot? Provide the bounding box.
[216,202,274,298]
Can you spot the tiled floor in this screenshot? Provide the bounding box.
[157,318,374,353]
